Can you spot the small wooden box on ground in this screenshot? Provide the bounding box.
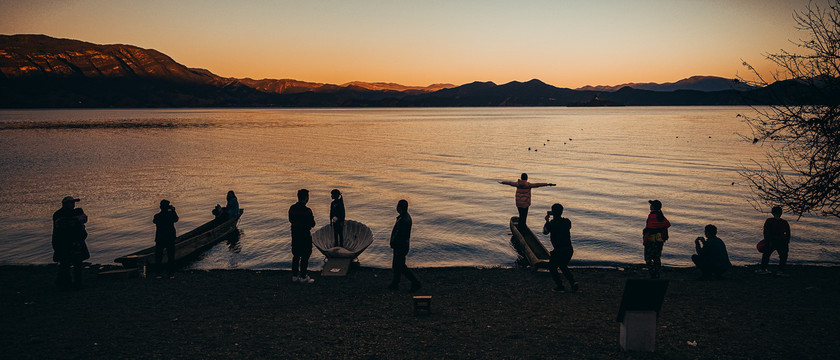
[413,296,432,315]
[616,279,669,353]
[620,311,657,352]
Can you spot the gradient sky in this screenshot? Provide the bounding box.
[0,0,814,88]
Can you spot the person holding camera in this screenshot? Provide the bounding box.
[543,203,578,293]
[692,224,731,280]
[153,199,179,279]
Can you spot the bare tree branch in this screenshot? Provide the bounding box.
[738,0,840,219]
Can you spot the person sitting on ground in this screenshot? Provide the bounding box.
[757,206,791,276]
[499,173,555,228]
[542,203,579,293]
[692,224,731,280]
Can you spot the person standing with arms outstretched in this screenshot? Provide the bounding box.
[388,199,421,292]
[153,199,179,279]
[330,189,346,248]
[542,203,579,293]
[643,200,670,279]
[758,206,791,276]
[499,173,555,228]
[289,189,316,284]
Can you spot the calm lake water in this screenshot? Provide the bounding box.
[1,107,838,269]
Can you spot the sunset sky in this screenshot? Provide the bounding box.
[1,0,814,88]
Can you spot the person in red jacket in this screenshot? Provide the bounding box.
[643,200,670,279]
[499,173,555,228]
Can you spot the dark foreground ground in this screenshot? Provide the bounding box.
[1,264,838,359]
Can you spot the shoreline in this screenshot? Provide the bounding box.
[4,258,840,271]
[3,264,838,359]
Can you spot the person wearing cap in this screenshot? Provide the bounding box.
[643,199,670,279]
[692,224,731,280]
[499,173,556,228]
[153,199,179,279]
[542,203,579,293]
[289,189,316,284]
[52,196,89,290]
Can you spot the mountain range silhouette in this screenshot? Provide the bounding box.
[0,34,816,108]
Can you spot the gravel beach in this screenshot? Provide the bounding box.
[2,264,837,359]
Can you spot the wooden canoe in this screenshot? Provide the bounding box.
[509,216,551,270]
[114,209,243,268]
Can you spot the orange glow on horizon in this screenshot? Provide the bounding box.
[0,0,808,89]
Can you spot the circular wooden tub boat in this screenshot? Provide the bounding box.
[312,220,374,259]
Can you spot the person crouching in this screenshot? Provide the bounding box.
[692,224,731,280]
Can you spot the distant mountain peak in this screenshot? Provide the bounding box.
[338,81,455,93]
[576,75,754,92]
[0,34,454,96]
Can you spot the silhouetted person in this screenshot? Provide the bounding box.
[52,196,89,290]
[226,190,240,219]
[289,189,315,284]
[212,204,227,223]
[758,206,791,276]
[692,224,731,280]
[499,173,555,228]
[542,203,578,293]
[330,189,346,248]
[388,199,421,292]
[153,199,179,279]
[643,200,670,279]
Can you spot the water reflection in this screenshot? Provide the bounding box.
[1,108,839,269]
[226,230,243,254]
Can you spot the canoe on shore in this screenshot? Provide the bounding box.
[509,216,551,270]
[114,209,243,268]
